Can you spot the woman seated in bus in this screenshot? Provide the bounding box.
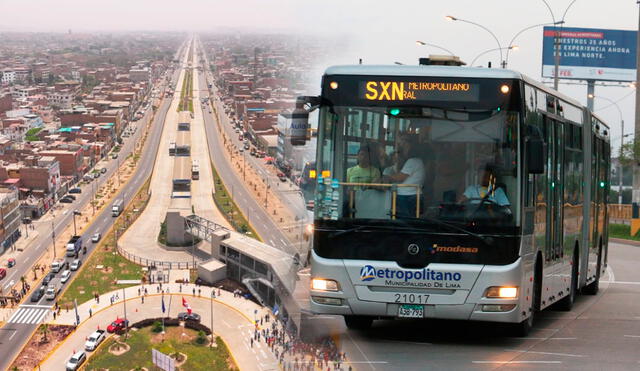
[459,165,510,207]
[382,134,425,218]
[346,144,381,186]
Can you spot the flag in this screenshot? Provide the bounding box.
[161,295,166,314]
[182,297,192,315]
[273,304,279,316]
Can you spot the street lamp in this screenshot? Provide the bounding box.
[589,93,625,204]
[445,15,503,66]
[210,289,215,348]
[471,46,518,67]
[504,22,560,68]
[541,0,579,89]
[415,40,455,56]
[72,210,81,236]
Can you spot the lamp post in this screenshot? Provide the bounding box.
[72,210,81,236]
[589,94,625,204]
[471,46,518,67]
[210,289,215,348]
[541,0,579,89]
[504,22,560,68]
[51,220,56,259]
[445,15,503,66]
[415,41,455,56]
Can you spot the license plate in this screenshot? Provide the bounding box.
[398,304,424,318]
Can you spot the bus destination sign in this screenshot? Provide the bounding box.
[360,80,480,102]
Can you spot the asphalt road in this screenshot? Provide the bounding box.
[302,241,640,370]
[0,45,186,371]
[195,41,299,255]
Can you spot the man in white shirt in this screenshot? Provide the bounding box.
[460,165,510,207]
[382,135,425,218]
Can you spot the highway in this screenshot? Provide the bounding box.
[194,39,299,256]
[0,43,186,371]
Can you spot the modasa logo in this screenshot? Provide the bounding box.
[360,265,377,282]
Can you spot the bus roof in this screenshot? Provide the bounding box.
[323,64,584,111]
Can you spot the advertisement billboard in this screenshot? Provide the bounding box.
[541,26,637,82]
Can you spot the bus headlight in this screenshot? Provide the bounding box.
[311,278,339,291]
[484,286,518,299]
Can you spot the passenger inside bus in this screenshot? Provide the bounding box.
[381,134,425,218]
[346,144,381,185]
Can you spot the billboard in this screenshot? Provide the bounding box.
[541,26,637,82]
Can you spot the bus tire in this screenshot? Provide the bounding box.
[583,245,602,296]
[513,257,540,337]
[344,315,373,330]
[557,249,578,311]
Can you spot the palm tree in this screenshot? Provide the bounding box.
[20,276,26,292]
[40,324,49,342]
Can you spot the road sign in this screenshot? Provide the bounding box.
[541,26,637,82]
[152,349,175,371]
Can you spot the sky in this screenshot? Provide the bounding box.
[0,0,638,148]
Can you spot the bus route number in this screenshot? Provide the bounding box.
[394,293,428,304]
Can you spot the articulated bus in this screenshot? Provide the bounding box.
[300,64,609,335]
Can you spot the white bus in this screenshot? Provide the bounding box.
[299,63,610,335]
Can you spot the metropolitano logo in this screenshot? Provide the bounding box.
[360,265,376,281]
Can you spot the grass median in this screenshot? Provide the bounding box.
[211,164,260,241]
[58,178,152,308]
[609,223,640,242]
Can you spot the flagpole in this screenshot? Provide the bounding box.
[161,292,165,336]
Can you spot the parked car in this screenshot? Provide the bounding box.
[66,351,86,371]
[42,272,55,285]
[51,260,64,273]
[93,172,100,179]
[64,194,77,201]
[60,270,71,283]
[69,188,82,194]
[111,153,118,159]
[91,233,101,243]
[31,286,45,302]
[177,312,201,322]
[7,258,15,268]
[100,167,107,174]
[107,318,129,333]
[278,173,287,182]
[0,268,6,280]
[59,197,73,204]
[70,259,82,271]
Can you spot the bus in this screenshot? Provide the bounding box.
[192,159,199,180]
[299,63,610,335]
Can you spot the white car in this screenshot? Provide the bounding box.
[60,270,71,283]
[70,259,81,271]
[84,330,106,351]
[91,233,101,243]
[66,351,86,370]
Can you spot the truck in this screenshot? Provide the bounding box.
[66,236,82,257]
[84,330,106,351]
[112,199,124,217]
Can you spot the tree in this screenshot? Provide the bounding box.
[20,276,26,291]
[40,323,50,342]
[619,138,640,167]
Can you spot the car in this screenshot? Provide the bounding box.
[7,258,16,268]
[0,268,5,280]
[93,172,100,179]
[107,318,129,333]
[51,260,64,273]
[238,148,244,153]
[278,173,287,182]
[42,272,55,285]
[60,270,71,283]
[59,197,73,204]
[45,285,58,300]
[100,167,107,174]
[70,259,82,271]
[177,312,201,322]
[84,330,105,351]
[111,153,118,159]
[68,188,82,194]
[66,194,77,201]
[30,286,45,302]
[306,200,315,211]
[91,233,101,243]
[66,350,86,371]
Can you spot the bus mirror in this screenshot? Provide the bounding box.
[527,137,544,174]
[296,96,321,112]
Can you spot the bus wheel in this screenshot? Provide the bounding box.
[344,315,373,330]
[513,260,540,337]
[513,311,534,337]
[583,245,602,295]
[557,249,578,311]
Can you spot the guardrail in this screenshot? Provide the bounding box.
[609,204,631,222]
[116,244,200,270]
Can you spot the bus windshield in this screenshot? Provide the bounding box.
[315,104,520,229]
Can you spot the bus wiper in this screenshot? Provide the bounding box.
[323,224,395,238]
[396,216,494,247]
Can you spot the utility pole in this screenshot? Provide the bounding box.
[634,0,640,209]
[210,290,214,348]
[123,287,128,340]
[51,220,56,259]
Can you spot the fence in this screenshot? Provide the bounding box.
[609,204,631,223]
[116,244,200,270]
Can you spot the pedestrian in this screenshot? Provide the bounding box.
[89,308,92,317]
[251,337,254,348]
[137,288,141,296]
[198,288,201,296]
[53,311,56,320]
[141,296,144,304]
[179,284,182,292]
[193,287,195,296]
[261,318,263,326]
[217,288,221,297]
[144,288,148,295]
[156,286,160,293]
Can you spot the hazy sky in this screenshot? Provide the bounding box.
[1,0,638,146]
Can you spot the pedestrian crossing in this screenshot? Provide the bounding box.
[7,305,51,324]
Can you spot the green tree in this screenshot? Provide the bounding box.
[40,323,50,342]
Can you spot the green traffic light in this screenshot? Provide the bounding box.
[600,181,605,188]
[389,108,400,116]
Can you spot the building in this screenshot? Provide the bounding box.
[0,188,21,253]
[129,68,151,82]
[48,89,75,109]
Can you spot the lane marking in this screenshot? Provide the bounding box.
[506,349,585,358]
[624,335,640,338]
[345,331,377,371]
[607,265,615,283]
[473,361,562,364]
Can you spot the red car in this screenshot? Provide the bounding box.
[107,318,129,333]
[0,268,6,280]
